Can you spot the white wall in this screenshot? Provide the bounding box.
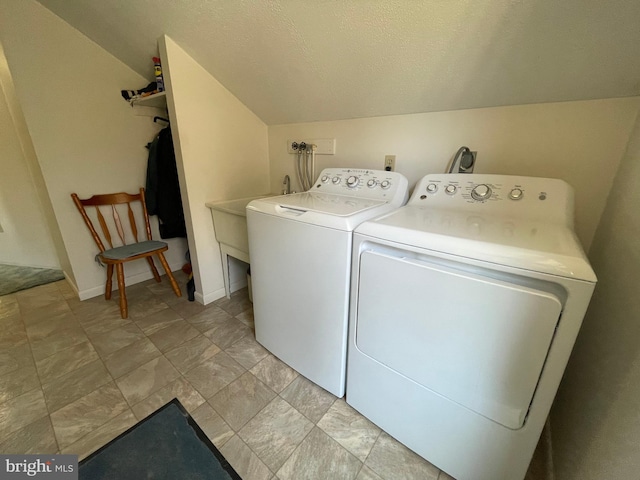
[550,109,640,479]
[0,0,187,298]
[0,53,59,268]
[0,39,73,282]
[159,36,270,304]
[269,97,640,251]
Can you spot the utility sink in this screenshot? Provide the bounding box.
[206,195,271,298]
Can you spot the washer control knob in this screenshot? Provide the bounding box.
[332,176,341,184]
[346,176,359,188]
[321,175,330,183]
[426,183,438,193]
[445,184,457,195]
[380,180,391,189]
[367,179,377,188]
[509,188,524,200]
[471,184,492,201]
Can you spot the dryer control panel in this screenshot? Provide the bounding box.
[313,168,409,205]
[409,174,574,224]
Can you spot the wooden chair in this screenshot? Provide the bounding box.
[71,187,182,318]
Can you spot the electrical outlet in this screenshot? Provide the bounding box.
[384,155,396,172]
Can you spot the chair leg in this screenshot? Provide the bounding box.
[146,257,161,282]
[105,264,114,300]
[115,263,128,318]
[156,252,182,298]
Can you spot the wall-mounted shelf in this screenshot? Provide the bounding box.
[130,91,167,117]
[131,91,166,108]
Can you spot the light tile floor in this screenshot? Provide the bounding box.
[0,273,546,480]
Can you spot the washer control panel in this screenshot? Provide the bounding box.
[314,168,408,202]
[409,173,574,223]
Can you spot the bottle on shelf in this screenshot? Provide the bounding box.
[153,57,164,92]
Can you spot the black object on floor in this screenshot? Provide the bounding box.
[79,399,242,480]
[187,275,196,301]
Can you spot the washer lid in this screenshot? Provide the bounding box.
[355,205,596,281]
[275,192,385,216]
[248,192,396,231]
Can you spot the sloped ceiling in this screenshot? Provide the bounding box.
[36,0,640,125]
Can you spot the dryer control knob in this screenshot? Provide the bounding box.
[471,184,492,201]
[367,179,377,188]
[509,188,524,200]
[380,180,391,189]
[426,183,438,193]
[346,176,359,188]
[332,176,341,184]
[321,175,330,183]
[445,185,457,195]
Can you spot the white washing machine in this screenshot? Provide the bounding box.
[247,168,408,397]
[346,174,596,480]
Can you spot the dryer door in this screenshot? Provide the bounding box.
[354,250,562,429]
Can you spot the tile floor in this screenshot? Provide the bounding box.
[0,273,546,480]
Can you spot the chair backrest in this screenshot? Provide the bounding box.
[71,188,153,253]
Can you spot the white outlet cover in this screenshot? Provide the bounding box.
[384,155,396,171]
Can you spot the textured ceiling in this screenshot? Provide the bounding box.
[36,0,640,125]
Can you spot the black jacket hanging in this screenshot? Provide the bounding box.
[145,127,187,239]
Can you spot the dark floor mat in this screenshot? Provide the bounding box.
[79,398,242,480]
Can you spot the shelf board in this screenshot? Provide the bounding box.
[131,91,166,108]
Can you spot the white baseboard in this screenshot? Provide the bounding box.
[79,284,107,301]
[63,271,79,296]
[195,275,248,305]
[77,262,247,305]
[230,277,248,293]
[197,286,226,305]
[77,260,184,300]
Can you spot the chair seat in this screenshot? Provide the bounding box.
[100,240,168,261]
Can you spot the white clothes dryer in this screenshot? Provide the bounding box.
[346,174,596,480]
[247,168,408,397]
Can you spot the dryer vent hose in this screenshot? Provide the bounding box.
[447,146,475,174]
